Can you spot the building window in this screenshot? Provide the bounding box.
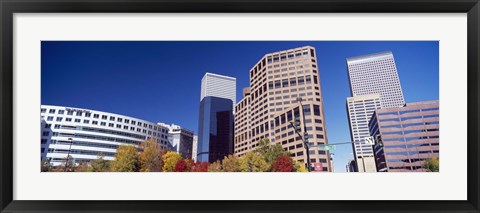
[47,116,53,121]
[117,118,123,122]
[67,111,74,115]
[42,131,49,136]
[66,118,72,122]
[75,119,81,123]
[92,121,98,125]
[110,116,115,121]
[100,122,106,126]
[56,117,63,122]
[85,112,91,117]
[94,114,99,118]
[102,115,107,120]
[58,110,64,115]
[41,108,46,113]
[76,111,82,116]
[49,109,55,113]
[84,120,90,124]
[109,123,114,127]
[313,105,321,116]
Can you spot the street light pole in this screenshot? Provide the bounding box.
[64,137,73,172]
[289,97,312,172]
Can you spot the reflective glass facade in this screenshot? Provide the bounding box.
[197,96,234,163]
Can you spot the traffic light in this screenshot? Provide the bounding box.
[294,117,301,132]
[376,135,383,147]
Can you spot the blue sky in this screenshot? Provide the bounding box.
[41,41,439,172]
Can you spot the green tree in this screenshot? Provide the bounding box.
[139,139,164,172]
[422,157,439,172]
[255,138,291,171]
[110,145,139,172]
[239,152,269,172]
[88,153,110,172]
[222,155,240,172]
[293,161,308,172]
[162,151,183,172]
[208,160,222,172]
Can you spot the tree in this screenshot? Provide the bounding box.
[88,153,110,172]
[192,161,209,172]
[61,156,76,172]
[422,157,439,172]
[41,158,52,172]
[75,162,90,172]
[255,138,291,171]
[208,160,222,172]
[162,151,183,172]
[110,145,139,172]
[239,152,269,172]
[139,139,164,172]
[173,159,193,172]
[272,155,294,172]
[294,161,308,172]
[222,155,240,172]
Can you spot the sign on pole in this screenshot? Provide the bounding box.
[319,145,336,151]
[313,162,323,172]
[364,136,374,145]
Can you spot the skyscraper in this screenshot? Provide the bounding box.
[200,72,236,107]
[197,96,234,163]
[346,94,382,172]
[346,51,405,172]
[346,51,405,108]
[233,46,332,171]
[197,73,236,163]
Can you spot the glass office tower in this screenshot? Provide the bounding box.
[197,96,234,163]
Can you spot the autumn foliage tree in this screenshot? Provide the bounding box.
[88,153,110,172]
[162,151,182,172]
[255,138,291,171]
[192,161,209,172]
[271,155,294,172]
[110,145,139,172]
[422,157,439,172]
[208,160,222,172]
[294,161,308,172]
[222,155,240,172]
[238,151,269,172]
[173,159,193,172]
[139,139,164,172]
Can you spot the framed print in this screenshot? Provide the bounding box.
[1,0,479,212]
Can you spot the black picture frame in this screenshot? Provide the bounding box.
[1,0,479,212]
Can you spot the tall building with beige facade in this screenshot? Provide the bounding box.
[233,46,332,171]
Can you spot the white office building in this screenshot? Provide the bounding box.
[41,105,170,166]
[200,72,236,106]
[346,51,405,108]
[158,123,194,159]
[346,94,382,172]
[345,51,406,172]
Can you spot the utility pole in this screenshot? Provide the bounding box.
[289,97,312,172]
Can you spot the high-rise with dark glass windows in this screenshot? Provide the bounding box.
[197,73,235,163]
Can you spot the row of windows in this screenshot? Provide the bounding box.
[268,75,318,90]
[41,108,165,131]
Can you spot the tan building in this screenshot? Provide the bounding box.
[233,46,332,172]
[234,88,252,156]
